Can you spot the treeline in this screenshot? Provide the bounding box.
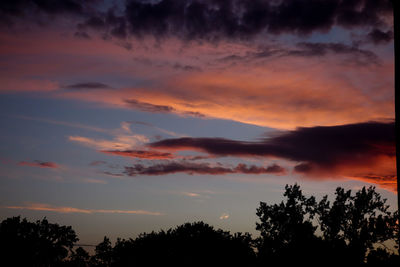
[0,185,399,266]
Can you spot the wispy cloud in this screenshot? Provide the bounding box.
[12,115,111,134]
[128,121,186,138]
[219,213,229,220]
[5,203,163,216]
[182,192,201,197]
[18,160,59,169]
[83,178,108,184]
[89,160,107,166]
[101,149,174,159]
[68,122,149,151]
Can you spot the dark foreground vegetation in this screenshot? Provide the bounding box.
[1,185,399,266]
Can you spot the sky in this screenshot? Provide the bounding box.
[0,0,396,247]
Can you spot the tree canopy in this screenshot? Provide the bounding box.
[0,216,78,266]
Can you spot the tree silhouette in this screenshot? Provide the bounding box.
[1,185,398,266]
[91,237,113,267]
[66,247,90,267]
[255,184,326,266]
[0,216,78,267]
[317,186,398,264]
[256,184,399,266]
[92,222,256,266]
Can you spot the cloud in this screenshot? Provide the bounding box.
[0,78,58,93]
[63,82,112,90]
[101,171,125,177]
[150,121,394,162]
[101,149,174,159]
[2,0,392,44]
[68,133,148,151]
[102,0,391,41]
[219,213,229,220]
[150,121,396,190]
[57,48,393,129]
[182,192,201,197]
[4,202,163,215]
[83,178,107,184]
[220,42,379,65]
[89,160,107,166]
[13,115,110,133]
[125,98,175,113]
[366,29,394,45]
[18,160,59,169]
[124,99,206,118]
[3,29,392,130]
[0,0,87,24]
[123,161,285,176]
[291,42,379,64]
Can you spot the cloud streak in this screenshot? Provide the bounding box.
[5,203,163,216]
[18,160,59,169]
[63,82,112,90]
[124,161,285,176]
[68,134,148,151]
[101,149,174,159]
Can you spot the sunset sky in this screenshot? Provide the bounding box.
[0,0,396,246]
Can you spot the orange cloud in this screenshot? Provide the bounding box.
[58,54,394,129]
[294,155,397,192]
[5,203,163,216]
[1,31,394,129]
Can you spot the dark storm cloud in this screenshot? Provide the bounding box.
[0,0,84,16]
[0,0,90,25]
[2,1,393,43]
[121,0,392,39]
[121,0,392,40]
[123,161,285,176]
[64,82,112,90]
[149,121,395,170]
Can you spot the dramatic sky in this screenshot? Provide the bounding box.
[0,0,396,246]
